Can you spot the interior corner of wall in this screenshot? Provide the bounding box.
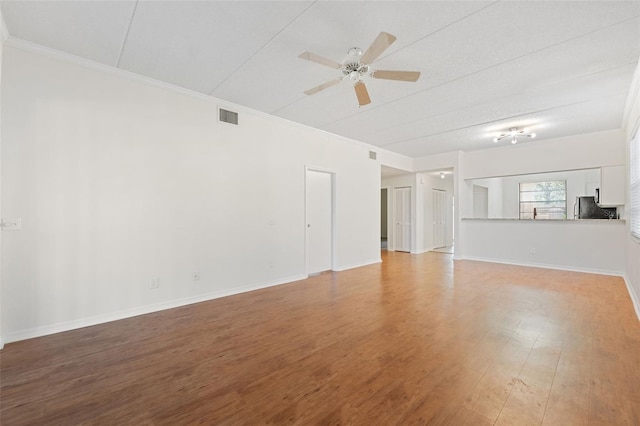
[623,59,640,132]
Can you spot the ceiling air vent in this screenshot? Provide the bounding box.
[219,108,238,125]
[369,150,377,160]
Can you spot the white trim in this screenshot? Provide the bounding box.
[3,273,307,344]
[0,9,5,352]
[334,258,381,272]
[458,255,624,278]
[2,36,410,161]
[623,274,640,322]
[381,185,393,252]
[115,0,138,68]
[412,248,432,254]
[4,36,216,102]
[456,256,638,321]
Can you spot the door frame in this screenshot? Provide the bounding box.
[305,166,336,275]
[381,186,392,251]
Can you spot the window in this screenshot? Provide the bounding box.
[519,180,567,219]
[631,131,640,239]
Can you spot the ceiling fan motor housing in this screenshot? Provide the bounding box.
[343,62,369,81]
[342,47,369,81]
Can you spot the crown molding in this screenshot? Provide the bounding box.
[1,10,8,42]
[5,36,218,103]
[3,35,402,160]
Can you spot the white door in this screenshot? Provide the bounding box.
[394,187,411,252]
[306,170,333,274]
[433,189,447,248]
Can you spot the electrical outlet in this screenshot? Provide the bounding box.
[150,277,160,289]
[193,273,200,281]
[529,248,536,254]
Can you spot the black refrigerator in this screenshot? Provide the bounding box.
[575,196,617,219]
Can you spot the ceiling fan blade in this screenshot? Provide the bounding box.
[360,32,397,65]
[372,70,421,82]
[354,82,371,106]
[298,51,342,69]
[303,78,343,95]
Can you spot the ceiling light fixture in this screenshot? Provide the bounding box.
[493,127,536,144]
[440,172,445,179]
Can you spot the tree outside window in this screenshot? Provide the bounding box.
[519,180,567,219]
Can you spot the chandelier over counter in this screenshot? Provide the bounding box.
[493,127,536,144]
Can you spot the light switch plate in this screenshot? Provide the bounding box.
[1,218,22,231]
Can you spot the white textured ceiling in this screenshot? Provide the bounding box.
[2,1,639,158]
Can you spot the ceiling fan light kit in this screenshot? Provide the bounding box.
[298,32,421,107]
[493,127,537,144]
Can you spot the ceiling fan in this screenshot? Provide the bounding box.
[299,32,421,107]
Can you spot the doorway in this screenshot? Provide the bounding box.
[306,169,334,275]
[381,188,388,249]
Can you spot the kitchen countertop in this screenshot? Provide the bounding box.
[461,218,625,223]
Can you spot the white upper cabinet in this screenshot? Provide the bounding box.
[599,165,625,206]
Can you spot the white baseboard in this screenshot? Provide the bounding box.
[3,274,307,344]
[0,337,4,350]
[334,258,381,272]
[457,256,640,320]
[458,255,624,278]
[623,274,640,322]
[411,248,432,254]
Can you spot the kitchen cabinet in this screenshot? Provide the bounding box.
[599,165,625,206]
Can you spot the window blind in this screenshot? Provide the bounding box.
[631,132,640,239]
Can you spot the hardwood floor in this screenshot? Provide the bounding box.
[2,251,639,425]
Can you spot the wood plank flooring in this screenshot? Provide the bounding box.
[2,251,639,425]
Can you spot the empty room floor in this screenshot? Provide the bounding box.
[1,251,639,425]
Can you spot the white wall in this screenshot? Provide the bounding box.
[456,130,626,275]
[624,59,640,320]
[1,45,386,342]
[461,219,626,275]
[463,129,626,179]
